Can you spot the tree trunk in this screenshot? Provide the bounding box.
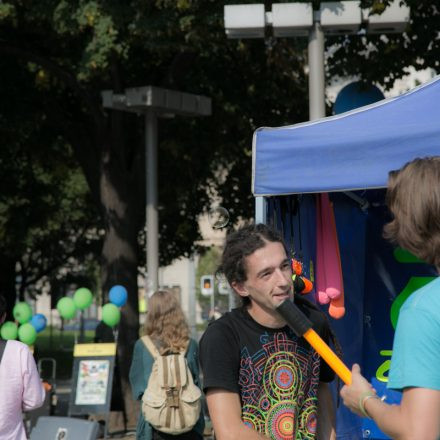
[99,153,142,428]
[0,256,17,319]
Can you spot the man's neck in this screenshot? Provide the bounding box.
[246,303,286,329]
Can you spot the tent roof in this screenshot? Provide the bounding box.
[252,76,440,196]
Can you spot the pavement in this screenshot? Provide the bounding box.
[26,378,215,439]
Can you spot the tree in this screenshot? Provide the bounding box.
[0,0,313,420]
[327,1,439,91]
[0,58,102,319]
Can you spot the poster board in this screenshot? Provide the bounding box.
[68,343,116,416]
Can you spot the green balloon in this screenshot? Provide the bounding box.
[1,321,18,340]
[18,323,37,345]
[73,287,93,310]
[102,303,120,327]
[56,297,77,320]
[13,302,33,324]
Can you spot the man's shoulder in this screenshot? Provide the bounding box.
[211,307,247,328]
[3,339,29,352]
[0,340,31,367]
[200,308,245,344]
[295,295,329,331]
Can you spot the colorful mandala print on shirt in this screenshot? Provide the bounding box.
[240,331,320,439]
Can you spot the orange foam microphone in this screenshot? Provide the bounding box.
[276,299,352,385]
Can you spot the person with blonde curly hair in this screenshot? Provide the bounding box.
[129,290,204,440]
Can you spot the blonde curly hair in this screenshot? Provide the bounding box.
[143,289,190,355]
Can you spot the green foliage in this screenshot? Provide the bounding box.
[327,1,439,90]
[0,0,314,276]
[1,1,436,296]
[0,49,102,299]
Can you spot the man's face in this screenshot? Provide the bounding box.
[233,241,293,314]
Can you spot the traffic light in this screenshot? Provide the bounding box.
[200,275,214,296]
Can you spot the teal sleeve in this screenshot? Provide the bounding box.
[129,339,154,440]
[388,308,440,391]
[129,339,154,400]
[186,338,201,388]
[186,338,205,436]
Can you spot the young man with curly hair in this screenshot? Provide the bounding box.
[200,224,336,439]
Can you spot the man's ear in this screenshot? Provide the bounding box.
[0,313,5,325]
[231,281,249,298]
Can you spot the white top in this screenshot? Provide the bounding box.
[0,340,45,440]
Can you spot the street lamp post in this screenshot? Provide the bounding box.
[102,87,211,295]
[308,20,325,120]
[224,0,410,222]
[145,109,159,292]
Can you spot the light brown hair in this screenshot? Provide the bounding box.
[383,156,440,269]
[143,289,190,354]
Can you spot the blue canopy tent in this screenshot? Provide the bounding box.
[252,76,440,439]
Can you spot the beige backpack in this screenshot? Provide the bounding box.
[141,336,202,434]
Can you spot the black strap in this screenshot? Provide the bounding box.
[0,339,6,365]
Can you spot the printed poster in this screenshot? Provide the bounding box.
[75,359,110,405]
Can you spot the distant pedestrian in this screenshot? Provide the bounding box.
[0,294,45,440]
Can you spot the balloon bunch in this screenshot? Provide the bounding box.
[101,285,127,328]
[291,258,313,295]
[0,302,48,346]
[56,287,93,320]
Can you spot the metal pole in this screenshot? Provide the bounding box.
[228,287,235,312]
[146,109,159,293]
[255,196,267,224]
[308,19,325,120]
[188,255,197,339]
[211,291,215,319]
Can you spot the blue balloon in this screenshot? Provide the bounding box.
[30,313,47,333]
[334,81,385,115]
[109,285,128,307]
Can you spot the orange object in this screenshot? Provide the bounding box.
[291,259,303,275]
[291,258,314,294]
[301,277,313,294]
[303,328,352,385]
[42,381,52,392]
[277,299,351,384]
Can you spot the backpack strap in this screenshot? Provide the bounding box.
[141,335,161,360]
[173,354,185,429]
[142,336,171,389]
[0,340,7,365]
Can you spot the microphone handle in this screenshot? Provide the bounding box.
[276,299,352,385]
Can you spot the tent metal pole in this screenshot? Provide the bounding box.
[255,196,267,224]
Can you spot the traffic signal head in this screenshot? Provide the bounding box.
[200,275,214,296]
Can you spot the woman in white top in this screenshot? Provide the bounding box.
[0,295,45,440]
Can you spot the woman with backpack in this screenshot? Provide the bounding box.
[129,289,205,440]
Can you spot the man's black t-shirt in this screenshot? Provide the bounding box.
[199,296,335,439]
